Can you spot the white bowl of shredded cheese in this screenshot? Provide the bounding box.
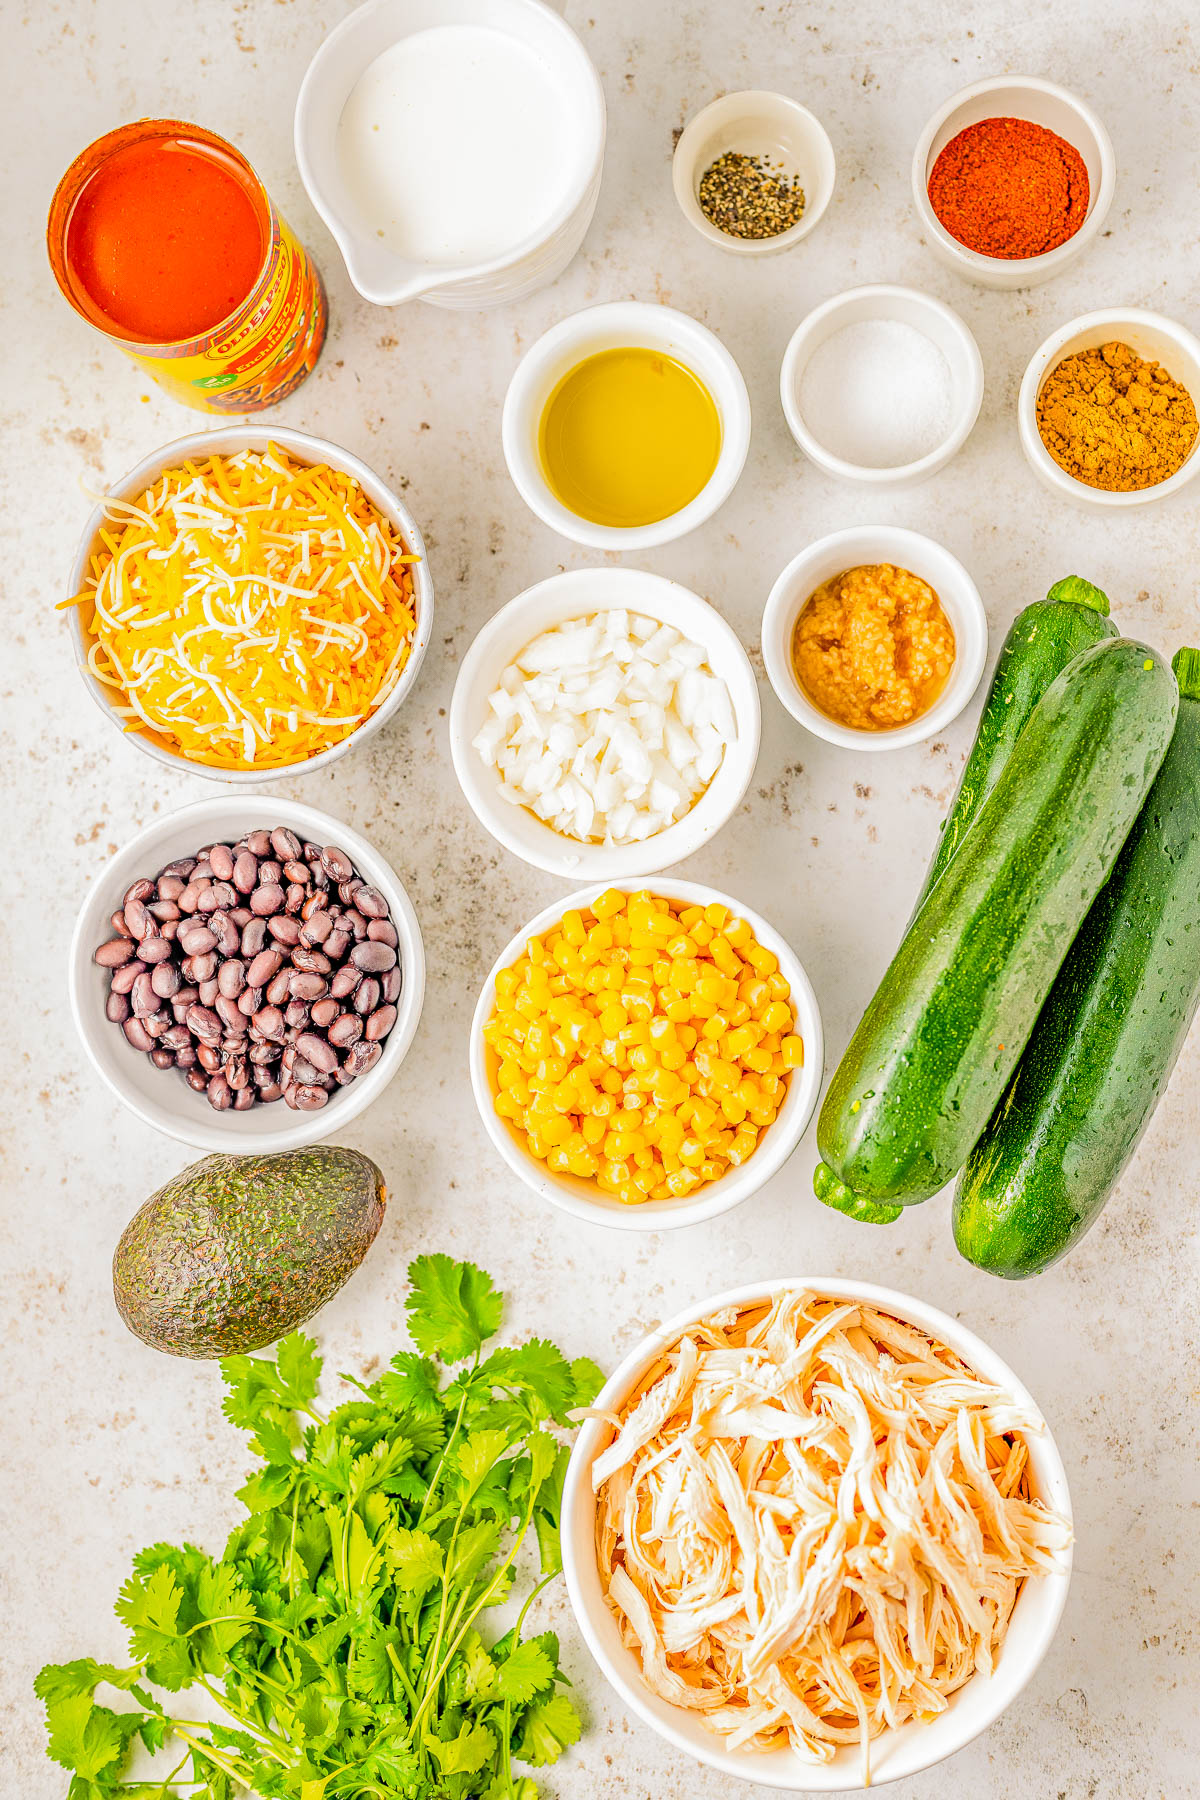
[563,1278,1073,1789]
[64,427,435,783]
[450,568,760,878]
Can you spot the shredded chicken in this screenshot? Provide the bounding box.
[593,1292,1071,1785]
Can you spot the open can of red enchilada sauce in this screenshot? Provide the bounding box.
[47,119,327,412]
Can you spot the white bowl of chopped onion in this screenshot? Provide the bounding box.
[563,1278,1073,1789]
[64,427,435,783]
[449,568,760,878]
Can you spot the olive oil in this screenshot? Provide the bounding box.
[538,346,721,528]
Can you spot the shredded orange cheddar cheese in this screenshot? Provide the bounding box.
[65,445,419,770]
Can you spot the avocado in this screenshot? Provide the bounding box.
[113,1145,387,1357]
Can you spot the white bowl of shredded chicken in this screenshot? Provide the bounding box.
[64,427,434,782]
[563,1280,1072,1789]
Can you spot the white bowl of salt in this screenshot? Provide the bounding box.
[780,284,983,487]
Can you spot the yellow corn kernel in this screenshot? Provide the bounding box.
[768,972,792,1001]
[761,1000,791,1035]
[744,1046,774,1075]
[699,1159,724,1182]
[494,1093,523,1121]
[727,1000,751,1027]
[701,1013,728,1041]
[659,1043,687,1071]
[665,997,693,1024]
[665,1167,698,1197]
[568,1151,599,1178]
[679,1138,705,1167]
[591,888,624,919]
[581,1114,607,1146]
[724,1024,758,1058]
[538,1114,571,1147]
[633,1165,659,1194]
[720,1094,747,1126]
[724,917,752,948]
[781,1035,805,1069]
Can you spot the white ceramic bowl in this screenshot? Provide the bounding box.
[502,301,752,550]
[295,0,605,309]
[1017,307,1200,508]
[469,879,822,1230]
[672,89,835,257]
[779,285,983,487]
[70,797,425,1154]
[912,76,1115,290]
[762,527,988,752]
[449,568,761,879]
[66,426,434,785]
[563,1276,1073,1791]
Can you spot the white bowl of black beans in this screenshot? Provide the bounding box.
[70,797,425,1153]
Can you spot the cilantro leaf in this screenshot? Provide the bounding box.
[406,1255,502,1363]
[386,1526,444,1598]
[430,1721,496,1777]
[373,1350,444,1420]
[494,1638,556,1704]
[114,1564,181,1664]
[45,1693,138,1781]
[514,1691,583,1767]
[34,1661,142,1705]
[274,1332,322,1408]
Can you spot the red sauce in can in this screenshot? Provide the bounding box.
[62,131,267,344]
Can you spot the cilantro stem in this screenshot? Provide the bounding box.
[385,1640,420,1711]
[170,1725,253,1790]
[502,1568,557,1800]
[194,1673,293,1762]
[417,1351,478,1525]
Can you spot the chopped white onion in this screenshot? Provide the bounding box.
[473,610,734,846]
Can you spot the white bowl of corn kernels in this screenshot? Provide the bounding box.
[469,880,823,1230]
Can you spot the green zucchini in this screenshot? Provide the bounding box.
[815,637,1178,1212]
[915,577,1117,911]
[954,646,1200,1277]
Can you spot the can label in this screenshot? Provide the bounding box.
[123,213,327,412]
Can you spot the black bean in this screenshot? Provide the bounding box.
[270,826,302,861]
[353,977,381,1017]
[301,909,333,945]
[330,966,360,1000]
[225,1055,250,1091]
[217,958,246,998]
[123,877,155,908]
[367,919,398,947]
[95,937,135,968]
[198,978,220,1007]
[190,952,218,983]
[186,1004,223,1045]
[356,885,390,919]
[175,1046,198,1070]
[382,966,402,1004]
[324,929,351,961]
[179,923,217,956]
[311,997,339,1028]
[249,1041,279,1065]
[233,849,259,894]
[197,1044,221,1073]
[353,940,396,973]
[245,829,271,856]
[162,858,196,879]
[111,910,135,939]
[209,844,235,881]
[186,1069,209,1092]
[296,1031,338,1073]
[177,883,201,913]
[268,914,301,947]
[157,873,184,901]
[284,999,311,1031]
[321,845,353,882]
[246,947,283,989]
[293,1084,329,1111]
[253,1006,286,1042]
[283,859,309,884]
[209,911,240,956]
[105,991,130,1024]
[233,1087,256,1111]
[256,1081,283,1103]
[152,961,181,1000]
[122,1017,154,1053]
[343,910,367,938]
[110,960,145,995]
[258,859,282,886]
[366,1003,397,1042]
[338,879,363,907]
[266,969,291,1006]
[162,1024,191,1051]
[289,970,327,1002]
[131,972,158,1017]
[216,995,246,1033]
[251,882,285,916]
[345,1039,382,1077]
[207,1075,233,1111]
[328,1013,362,1048]
[140,937,174,965]
[195,886,219,914]
[292,947,332,974]
[238,984,263,1017]
[151,1048,175,1070]
[240,916,267,957]
[149,898,180,922]
[284,883,307,915]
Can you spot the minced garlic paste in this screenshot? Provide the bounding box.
[792,562,955,731]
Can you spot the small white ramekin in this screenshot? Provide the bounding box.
[295,0,606,309]
[70,796,425,1154]
[449,567,760,880]
[762,527,988,752]
[1018,308,1200,509]
[779,285,983,487]
[501,301,751,550]
[469,880,822,1231]
[671,89,835,257]
[563,1276,1073,1791]
[912,76,1115,290]
[66,426,434,784]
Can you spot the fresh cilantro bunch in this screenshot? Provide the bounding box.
[36,1256,603,1800]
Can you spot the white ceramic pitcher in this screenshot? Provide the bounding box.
[295,0,606,309]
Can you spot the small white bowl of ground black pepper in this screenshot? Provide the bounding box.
[673,91,835,255]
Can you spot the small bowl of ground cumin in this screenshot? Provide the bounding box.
[1019,309,1200,508]
[911,76,1114,289]
[761,527,988,754]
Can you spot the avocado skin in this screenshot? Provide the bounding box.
[113,1146,387,1357]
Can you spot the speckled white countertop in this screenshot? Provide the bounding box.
[5,2,1200,1795]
